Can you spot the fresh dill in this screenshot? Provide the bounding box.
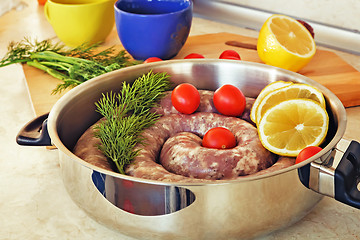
[0,38,140,94]
[93,71,172,174]
[0,38,67,66]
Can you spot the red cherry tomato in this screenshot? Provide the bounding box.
[184,53,205,59]
[298,20,315,38]
[213,84,246,117]
[38,0,47,5]
[202,127,236,149]
[219,50,241,60]
[171,83,200,114]
[295,146,322,164]
[143,57,162,63]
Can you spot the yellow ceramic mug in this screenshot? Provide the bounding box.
[44,0,115,47]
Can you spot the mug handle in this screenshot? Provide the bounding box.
[44,2,51,23]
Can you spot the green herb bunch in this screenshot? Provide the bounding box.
[94,71,172,174]
[0,38,140,94]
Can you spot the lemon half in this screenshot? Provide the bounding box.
[257,14,316,72]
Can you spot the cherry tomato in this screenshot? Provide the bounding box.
[171,83,200,114]
[38,0,47,5]
[202,127,236,149]
[143,57,162,63]
[184,53,205,59]
[298,20,315,38]
[295,146,322,164]
[219,50,241,60]
[213,84,246,117]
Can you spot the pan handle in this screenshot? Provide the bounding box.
[298,139,360,209]
[16,113,52,146]
[334,140,360,208]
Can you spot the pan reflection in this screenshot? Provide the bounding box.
[91,171,196,216]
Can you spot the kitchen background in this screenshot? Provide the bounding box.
[0,0,360,239]
[2,0,360,31]
[215,0,360,31]
[193,0,360,54]
[0,0,24,16]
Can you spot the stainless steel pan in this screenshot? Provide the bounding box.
[17,60,360,239]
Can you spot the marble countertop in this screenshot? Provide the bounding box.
[1,1,360,239]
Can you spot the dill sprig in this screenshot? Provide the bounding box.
[0,37,67,66]
[0,38,140,94]
[93,71,172,174]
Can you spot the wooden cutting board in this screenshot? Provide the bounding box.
[23,32,360,116]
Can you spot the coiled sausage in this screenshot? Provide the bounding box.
[74,90,294,183]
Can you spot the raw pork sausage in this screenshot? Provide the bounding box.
[125,112,275,181]
[73,90,294,183]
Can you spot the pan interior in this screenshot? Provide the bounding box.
[48,60,346,183]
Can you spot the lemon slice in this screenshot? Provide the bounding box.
[258,99,328,156]
[255,83,326,125]
[257,14,316,72]
[250,81,293,124]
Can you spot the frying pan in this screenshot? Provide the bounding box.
[17,60,360,239]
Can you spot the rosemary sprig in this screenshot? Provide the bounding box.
[0,38,140,94]
[93,71,172,174]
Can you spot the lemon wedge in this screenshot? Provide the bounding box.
[250,81,293,124]
[255,83,326,125]
[257,99,328,156]
[257,14,316,72]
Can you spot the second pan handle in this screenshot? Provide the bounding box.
[298,139,360,209]
[16,113,52,146]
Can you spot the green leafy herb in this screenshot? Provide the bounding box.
[0,38,140,94]
[0,38,67,66]
[94,71,172,174]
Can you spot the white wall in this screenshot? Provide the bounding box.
[222,0,360,32]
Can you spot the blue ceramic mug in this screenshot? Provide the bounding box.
[114,0,193,60]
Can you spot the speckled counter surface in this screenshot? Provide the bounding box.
[1,1,360,239]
